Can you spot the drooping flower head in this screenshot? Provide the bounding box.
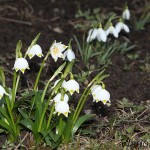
[91,84,111,105]
[106,23,118,38]
[53,93,69,104]
[50,41,67,61]
[87,28,98,43]
[54,101,70,117]
[13,58,29,74]
[91,85,102,99]
[115,19,130,33]
[96,24,107,42]
[63,79,79,95]
[0,85,8,99]
[63,49,75,62]
[122,6,130,20]
[27,44,43,59]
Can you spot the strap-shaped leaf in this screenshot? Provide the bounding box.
[0,120,13,135]
[72,114,95,136]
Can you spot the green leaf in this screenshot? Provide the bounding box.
[50,62,66,81]
[18,109,33,129]
[0,108,13,127]
[31,33,41,47]
[15,40,22,59]
[19,119,32,130]
[0,67,5,87]
[0,120,13,135]
[72,114,95,136]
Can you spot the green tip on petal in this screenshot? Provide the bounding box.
[15,68,19,72]
[70,90,74,95]
[21,69,25,74]
[102,100,107,104]
[64,112,68,117]
[29,54,33,59]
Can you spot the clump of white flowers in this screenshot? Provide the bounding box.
[86,4,130,42]
[91,84,111,106]
[0,85,8,99]
[13,58,29,74]
[27,44,43,59]
[52,89,70,117]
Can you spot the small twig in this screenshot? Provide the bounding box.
[136,108,148,120]
[0,16,32,26]
[14,132,29,150]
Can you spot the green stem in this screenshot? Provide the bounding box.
[38,94,53,132]
[5,96,17,137]
[73,89,91,124]
[73,70,107,123]
[34,50,51,91]
[59,117,63,135]
[46,104,55,130]
[11,71,17,109]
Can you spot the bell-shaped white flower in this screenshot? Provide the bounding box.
[93,89,110,105]
[54,101,70,117]
[91,85,102,99]
[115,22,130,33]
[27,44,43,59]
[87,28,98,43]
[122,7,130,20]
[13,58,29,74]
[53,93,69,104]
[0,85,9,99]
[63,49,75,62]
[96,28,107,42]
[106,24,118,38]
[63,79,79,95]
[50,41,67,61]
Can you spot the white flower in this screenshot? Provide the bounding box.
[53,93,69,104]
[50,41,67,61]
[115,22,130,33]
[96,28,107,42]
[63,49,75,62]
[63,79,79,95]
[106,25,118,38]
[93,89,110,105]
[91,85,102,98]
[54,101,70,117]
[122,8,130,20]
[0,85,8,99]
[87,28,98,43]
[27,44,43,59]
[13,58,29,74]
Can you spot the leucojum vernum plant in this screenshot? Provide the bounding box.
[0,5,131,149]
[0,32,110,148]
